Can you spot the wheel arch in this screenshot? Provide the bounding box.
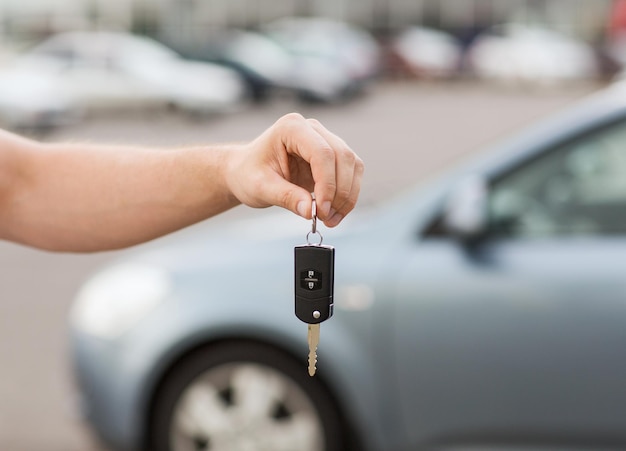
[138,331,366,451]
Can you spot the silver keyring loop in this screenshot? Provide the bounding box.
[311,198,317,235]
[306,230,323,245]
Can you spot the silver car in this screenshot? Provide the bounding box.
[71,82,626,451]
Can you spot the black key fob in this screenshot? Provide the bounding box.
[294,244,334,324]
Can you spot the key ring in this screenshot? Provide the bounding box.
[306,197,323,245]
[311,196,317,234]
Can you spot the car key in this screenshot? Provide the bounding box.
[295,197,334,376]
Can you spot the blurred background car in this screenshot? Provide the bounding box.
[0,31,246,130]
[196,29,295,103]
[187,20,381,104]
[70,80,626,451]
[467,24,600,86]
[388,26,462,79]
[0,66,77,132]
[178,18,381,105]
[261,17,381,102]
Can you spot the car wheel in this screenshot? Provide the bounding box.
[148,341,347,451]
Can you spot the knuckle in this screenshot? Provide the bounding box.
[319,182,337,200]
[280,189,294,209]
[306,118,322,128]
[316,144,335,158]
[324,180,338,192]
[336,186,352,201]
[320,148,335,161]
[340,148,356,165]
[279,112,305,127]
[355,156,365,173]
[311,143,335,163]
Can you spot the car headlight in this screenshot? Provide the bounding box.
[70,263,172,339]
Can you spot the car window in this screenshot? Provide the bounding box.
[489,118,626,238]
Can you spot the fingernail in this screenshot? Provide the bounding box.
[296,201,308,218]
[327,212,344,227]
[321,201,331,217]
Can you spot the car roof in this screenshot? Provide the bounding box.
[377,82,626,235]
[30,31,178,61]
[467,81,626,179]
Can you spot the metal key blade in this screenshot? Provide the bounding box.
[307,324,320,376]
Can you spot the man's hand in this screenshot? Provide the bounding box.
[225,113,364,227]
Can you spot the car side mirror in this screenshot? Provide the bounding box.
[443,175,488,241]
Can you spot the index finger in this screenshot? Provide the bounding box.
[277,114,337,219]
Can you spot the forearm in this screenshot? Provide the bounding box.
[0,135,240,252]
[0,113,362,252]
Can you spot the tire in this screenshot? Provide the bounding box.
[147,341,347,451]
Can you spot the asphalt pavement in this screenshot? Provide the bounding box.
[0,80,596,451]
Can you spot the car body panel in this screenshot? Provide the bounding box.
[393,238,626,448]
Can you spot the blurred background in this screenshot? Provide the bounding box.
[1,0,624,134]
[1,1,626,450]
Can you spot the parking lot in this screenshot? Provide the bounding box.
[0,80,597,451]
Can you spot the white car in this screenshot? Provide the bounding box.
[0,64,76,130]
[0,31,246,129]
[391,26,462,78]
[468,24,599,86]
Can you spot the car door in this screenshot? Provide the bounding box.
[393,118,626,449]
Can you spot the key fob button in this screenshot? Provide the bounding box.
[301,269,322,290]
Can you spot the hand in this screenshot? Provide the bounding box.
[225,113,364,227]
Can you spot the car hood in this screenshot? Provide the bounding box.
[126,209,364,276]
[115,183,438,281]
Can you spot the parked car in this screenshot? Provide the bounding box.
[467,24,599,86]
[177,19,380,104]
[196,29,297,102]
[389,26,462,79]
[70,81,626,451]
[0,64,77,131]
[0,31,246,129]
[261,17,381,102]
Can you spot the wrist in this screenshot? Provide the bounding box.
[214,143,247,208]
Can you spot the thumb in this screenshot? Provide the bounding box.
[262,173,313,219]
